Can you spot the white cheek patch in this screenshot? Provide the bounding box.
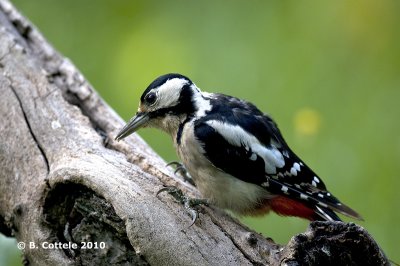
[156,78,189,108]
[206,120,285,174]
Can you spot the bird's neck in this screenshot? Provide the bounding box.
[192,90,212,118]
[158,113,188,138]
[152,89,212,138]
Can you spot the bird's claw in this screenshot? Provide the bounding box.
[166,161,196,186]
[157,186,208,226]
[166,161,181,168]
[156,186,184,199]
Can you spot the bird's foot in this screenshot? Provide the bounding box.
[166,161,196,187]
[157,186,208,226]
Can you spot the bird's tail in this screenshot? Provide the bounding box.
[268,178,363,221]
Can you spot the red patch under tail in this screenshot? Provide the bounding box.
[269,195,317,221]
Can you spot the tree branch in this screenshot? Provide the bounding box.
[0,0,389,265]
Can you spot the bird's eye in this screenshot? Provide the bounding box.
[145,92,157,105]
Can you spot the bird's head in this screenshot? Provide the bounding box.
[115,73,201,141]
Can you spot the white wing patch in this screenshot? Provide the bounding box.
[312,176,320,187]
[289,162,301,176]
[281,185,289,195]
[205,120,285,174]
[300,193,309,200]
[249,153,257,161]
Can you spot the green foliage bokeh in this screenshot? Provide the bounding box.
[2,0,399,264]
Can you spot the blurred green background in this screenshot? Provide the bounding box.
[2,0,399,264]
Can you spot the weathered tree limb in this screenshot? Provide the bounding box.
[0,1,389,265]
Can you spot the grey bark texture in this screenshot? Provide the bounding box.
[0,1,390,265]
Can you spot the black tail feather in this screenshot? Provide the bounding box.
[268,177,362,221]
[314,205,341,221]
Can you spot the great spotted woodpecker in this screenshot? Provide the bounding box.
[115,73,362,222]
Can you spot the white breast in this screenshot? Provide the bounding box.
[175,121,273,214]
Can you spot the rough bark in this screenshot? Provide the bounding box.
[0,1,389,265]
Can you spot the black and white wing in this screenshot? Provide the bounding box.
[194,94,361,221]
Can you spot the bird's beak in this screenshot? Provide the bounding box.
[115,112,150,141]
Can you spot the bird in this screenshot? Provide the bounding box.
[115,73,362,222]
